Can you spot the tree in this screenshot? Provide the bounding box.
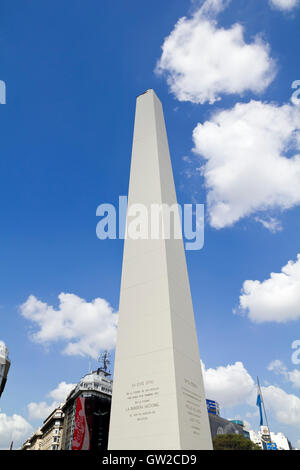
[213,434,261,450]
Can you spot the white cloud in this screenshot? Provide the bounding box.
[192,100,300,229]
[28,381,76,421]
[268,359,287,375]
[202,361,255,407]
[194,0,230,16]
[262,385,300,427]
[268,359,300,388]
[156,1,275,104]
[255,216,283,233]
[202,360,300,433]
[27,401,56,422]
[239,254,300,323]
[48,381,76,402]
[20,293,118,358]
[288,369,300,388]
[245,410,259,419]
[269,0,299,11]
[0,413,32,450]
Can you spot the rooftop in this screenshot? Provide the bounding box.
[0,341,9,360]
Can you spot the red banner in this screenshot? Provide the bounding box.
[72,397,90,450]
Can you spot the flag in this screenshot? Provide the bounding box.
[256,391,263,426]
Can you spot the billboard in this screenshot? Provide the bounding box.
[72,397,90,450]
[71,395,111,450]
[206,399,220,416]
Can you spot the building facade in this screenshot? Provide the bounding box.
[206,399,249,440]
[249,426,292,450]
[22,367,112,451]
[61,368,112,450]
[270,432,292,451]
[21,429,43,450]
[208,414,247,440]
[0,341,10,399]
[39,407,65,450]
[21,407,64,451]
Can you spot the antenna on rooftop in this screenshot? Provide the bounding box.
[97,350,111,376]
[88,356,92,374]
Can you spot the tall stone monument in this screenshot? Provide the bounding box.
[108,90,212,450]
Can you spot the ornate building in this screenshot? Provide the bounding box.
[22,407,64,450]
[0,341,10,399]
[61,368,112,450]
[21,364,112,451]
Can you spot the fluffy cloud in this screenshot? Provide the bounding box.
[156,0,275,104]
[268,360,300,388]
[28,381,76,421]
[254,216,283,233]
[192,100,300,229]
[268,359,289,375]
[20,293,118,358]
[202,360,300,431]
[288,369,300,388]
[27,401,56,422]
[238,254,300,323]
[202,361,255,407]
[262,385,300,427]
[0,413,32,450]
[269,0,299,11]
[48,381,76,402]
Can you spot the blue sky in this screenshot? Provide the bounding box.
[0,0,300,449]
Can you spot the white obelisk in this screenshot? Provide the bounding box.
[108,90,212,450]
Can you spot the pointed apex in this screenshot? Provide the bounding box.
[137,88,161,102]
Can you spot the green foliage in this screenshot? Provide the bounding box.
[213,433,261,450]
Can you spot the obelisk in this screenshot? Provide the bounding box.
[108,90,212,450]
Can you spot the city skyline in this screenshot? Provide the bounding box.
[0,0,300,449]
